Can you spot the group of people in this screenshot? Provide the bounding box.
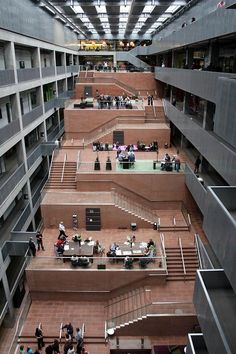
[28,231,45,257]
[95,91,133,110]
[160,153,181,172]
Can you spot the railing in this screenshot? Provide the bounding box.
[27,144,42,170]
[107,301,195,329]
[41,66,56,78]
[77,160,186,174]
[48,150,55,179]
[17,67,40,82]
[194,234,214,269]
[0,119,21,147]
[0,163,25,207]
[178,237,186,279]
[59,322,63,343]
[0,69,15,86]
[76,151,81,174]
[26,255,165,271]
[44,98,55,112]
[31,175,48,207]
[81,323,85,339]
[60,153,67,182]
[22,105,44,128]
[56,66,66,75]
[160,233,167,272]
[112,189,157,224]
[11,204,31,232]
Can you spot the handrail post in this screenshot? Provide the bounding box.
[61,153,67,182]
[178,237,186,280]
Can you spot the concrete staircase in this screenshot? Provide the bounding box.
[106,287,151,330]
[46,161,77,189]
[166,246,199,281]
[112,191,158,225]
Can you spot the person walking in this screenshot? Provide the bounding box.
[36,231,45,251]
[35,326,44,350]
[194,156,201,173]
[29,237,36,257]
[58,221,67,239]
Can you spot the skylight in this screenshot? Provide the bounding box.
[165,4,181,14]
[80,16,89,23]
[143,5,155,13]
[95,5,107,14]
[71,5,84,14]
[120,5,131,13]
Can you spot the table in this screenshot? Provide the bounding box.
[63,242,94,258]
[115,242,147,257]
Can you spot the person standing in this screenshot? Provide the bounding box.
[58,221,67,239]
[19,345,26,354]
[194,156,201,173]
[29,237,36,257]
[35,326,44,350]
[36,231,45,251]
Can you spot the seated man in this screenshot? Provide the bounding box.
[139,246,156,268]
[107,242,118,257]
[94,240,104,255]
[71,254,79,267]
[124,256,134,269]
[72,234,82,246]
[78,256,90,267]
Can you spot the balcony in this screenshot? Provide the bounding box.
[155,67,236,103]
[44,98,55,112]
[56,66,65,75]
[0,119,21,147]
[17,68,40,83]
[194,270,236,354]
[164,100,236,186]
[0,69,15,87]
[41,66,56,78]
[27,144,42,170]
[185,165,207,214]
[203,187,236,292]
[0,163,26,207]
[22,105,43,128]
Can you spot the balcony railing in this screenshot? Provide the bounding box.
[0,163,25,207]
[77,160,186,174]
[47,125,60,141]
[44,98,55,112]
[27,144,42,170]
[41,66,56,78]
[22,105,43,128]
[0,69,15,86]
[0,119,21,147]
[56,66,65,75]
[185,164,207,214]
[17,68,40,82]
[31,175,48,207]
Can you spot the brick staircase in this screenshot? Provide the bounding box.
[112,190,158,225]
[166,246,199,281]
[145,105,155,122]
[46,161,77,189]
[106,287,151,331]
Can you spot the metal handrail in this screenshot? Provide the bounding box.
[48,150,55,179]
[61,153,67,183]
[159,233,167,272]
[178,237,186,278]
[59,322,63,343]
[194,234,203,269]
[76,151,81,174]
[81,322,85,338]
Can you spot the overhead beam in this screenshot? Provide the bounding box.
[50,1,187,7]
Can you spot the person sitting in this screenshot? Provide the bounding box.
[107,242,118,257]
[94,240,104,255]
[78,256,90,267]
[71,254,79,267]
[147,238,155,249]
[55,242,65,257]
[124,256,134,269]
[139,247,155,268]
[72,234,81,246]
[128,151,135,166]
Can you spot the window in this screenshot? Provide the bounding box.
[6,103,11,123]
[0,108,2,119]
[19,60,25,69]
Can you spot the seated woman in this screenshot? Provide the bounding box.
[139,246,156,268]
[71,254,79,267]
[147,238,155,249]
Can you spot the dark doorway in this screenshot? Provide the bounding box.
[86,208,101,231]
[113,131,124,145]
[84,85,92,97]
